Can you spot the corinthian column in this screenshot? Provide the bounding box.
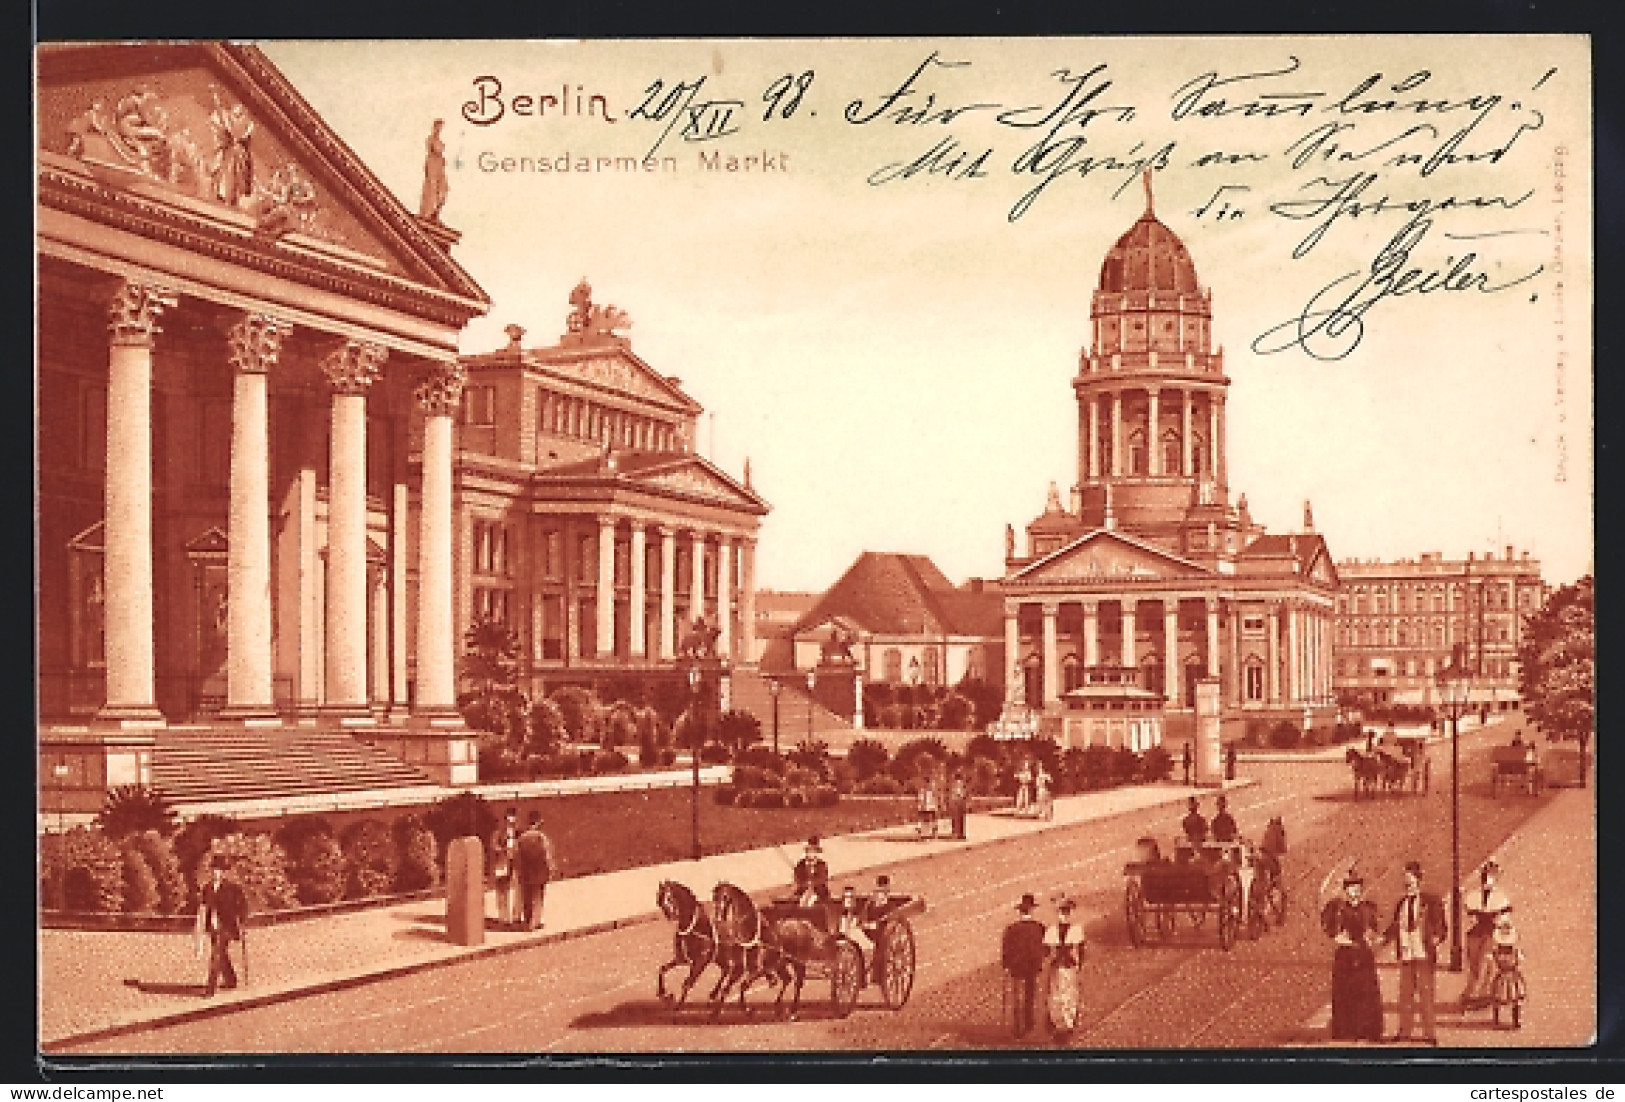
[596,517,616,658]
[739,539,758,665]
[1041,602,1061,706]
[658,527,677,660]
[717,538,734,659]
[414,360,462,720]
[628,521,647,658]
[320,339,385,719]
[222,313,291,721]
[98,281,175,726]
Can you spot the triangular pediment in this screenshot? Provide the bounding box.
[36,43,487,311]
[538,346,703,414]
[1012,529,1213,583]
[625,457,767,512]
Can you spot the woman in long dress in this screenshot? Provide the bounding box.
[1035,765,1054,821]
[1320,869,1384,1041]
[1045,896,1086,1039]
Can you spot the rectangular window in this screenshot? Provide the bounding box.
[1244,665,1264,701]
[539,594,564,660]
[1242,615,1265,634]
[462,385,496,425]
[542,530,561,579]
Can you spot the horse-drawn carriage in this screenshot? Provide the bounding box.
[654,878,925,1020]
[1345,746,1420,798]
[1123,820,1287,950]
[1490,744,1544,797]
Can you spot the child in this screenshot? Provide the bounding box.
[1489,912,1527,1029]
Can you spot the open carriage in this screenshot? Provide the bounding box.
[756,893,926,1017]
[1123,832,1286,950]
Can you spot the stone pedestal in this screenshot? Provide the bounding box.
[363,728,478,786]
[811,662,857,721]
[40,728,155,813]
[444,836,485,946]
[1194,678,1224,786]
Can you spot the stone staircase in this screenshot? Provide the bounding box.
[150,725,434,806]
[727,668,855,751]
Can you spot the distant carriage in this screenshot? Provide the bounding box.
[1345,748,1412,798]
[1123,826,1286,950]
[1490,744,1544,797]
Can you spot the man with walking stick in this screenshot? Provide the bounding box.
[195,855,248,997]
[1001,892,1047,1038]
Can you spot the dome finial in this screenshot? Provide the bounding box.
[1142,168,1155,217]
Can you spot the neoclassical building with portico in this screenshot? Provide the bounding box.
[37,43,491,803]
[1000,176,1340,748]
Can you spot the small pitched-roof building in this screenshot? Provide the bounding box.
[452,284,769,699]
[791,552,1003,689]
[1000,174,1340,746]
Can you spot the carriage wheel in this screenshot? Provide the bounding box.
[1218,874,1242,951]
[831,938,863,1018]
[880,920,916,1009]
[1125,880,1147,947]
[1267,878,1289,926]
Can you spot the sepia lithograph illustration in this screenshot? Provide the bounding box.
[35,37,1595,1058]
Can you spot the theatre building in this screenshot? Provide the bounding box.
[999,177,1341,748]
[452,284,769,700]
[37,43,492,807]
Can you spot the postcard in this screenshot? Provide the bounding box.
[36,36,1593,1059]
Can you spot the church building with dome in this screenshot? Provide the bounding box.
[1000,173,1341,750]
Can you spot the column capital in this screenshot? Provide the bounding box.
[1039,600,1060,617]
[227,313,292,375]
[1003,598,1023,617]
[321,339,387,394]
[1080,598,1099,613]
[414,359,465,416]
[108,281,177,347]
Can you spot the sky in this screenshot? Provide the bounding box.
[263,37,1593,592]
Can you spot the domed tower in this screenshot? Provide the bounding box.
[1073,171,1231,554]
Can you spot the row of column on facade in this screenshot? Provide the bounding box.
[99,279,462,726]
[1079,387,1226,482]
[1004,596,1334,709]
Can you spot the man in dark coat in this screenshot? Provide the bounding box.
[1181,797,1209,845]
[792,836,831,906]
[1384,860,1449,1043]
[195,856,248,997]
[1210,795,1239,843]
[1001,892,1048,1037]
[517,811,556,931]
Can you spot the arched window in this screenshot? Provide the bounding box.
[1244,659,1265,701]
[1061,653,1082,693]
[1161,428,1182,476]
[1127,428,1147,475]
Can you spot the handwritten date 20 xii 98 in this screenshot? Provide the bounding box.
[629,71,814,159]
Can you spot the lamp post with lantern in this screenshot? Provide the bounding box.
[805,669,816,747]
[686,662,703,861]
[1436,650,1472,972]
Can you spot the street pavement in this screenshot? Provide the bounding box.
[40,773,1252,1049]
[1297,780,1596,1048]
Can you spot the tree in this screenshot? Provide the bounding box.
[717,709,763,755]
[1518,576,1594,780]
[459,615,524,737]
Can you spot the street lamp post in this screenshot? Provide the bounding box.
[768,676,781,758]
[1436,659,1470,972]
[687,663,702,861]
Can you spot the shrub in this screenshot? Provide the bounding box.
[42,828,125,912]
[965,733,1005,765]
[1139,745,1174,783]
[700,742,732,765]
[591,749,630,774]
[526,698,568,758]
[787,739,830,773]
[603,702,639,749]
[292,833,346,905]
[734,746,786,774]
[659,748,677,767]
[127,830,187,914]
[341,819,398,900]
[394,819,440,893]
[1268,721,1303,750]
[809,784,840,808]
[1078,745,1115,790]
[96,785,177,840]
[119,841,161,913]
[478,738,525,782]
[1111,747,1140,785]
[746,788,786,809]
[712,786,736,806]
[273,815,337,862]
[783,765,824,790]
[937,692,975,730]
[969,755,1002,797]
[856,775,905,796]
[829,759,857,794]
[425,792,497,858]
[785,788,807,809]
[206,832,297,913]
[730,764,782,792]
[717,710,764,754]
[845,739,890,780]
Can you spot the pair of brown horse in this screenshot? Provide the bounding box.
[655,880,837,1019]
[1345,747,1410,797]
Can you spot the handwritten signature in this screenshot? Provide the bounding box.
[1251,213,1544,361]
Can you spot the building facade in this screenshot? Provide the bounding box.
[451,284,769,700]
[1333,548,1546,710]
[999,175,1341,747]
[37,44,491,797]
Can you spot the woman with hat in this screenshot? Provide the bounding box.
[1001,892,1048,1037]
[1320,864,1384,1041]
[1044,895,1087,1039]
